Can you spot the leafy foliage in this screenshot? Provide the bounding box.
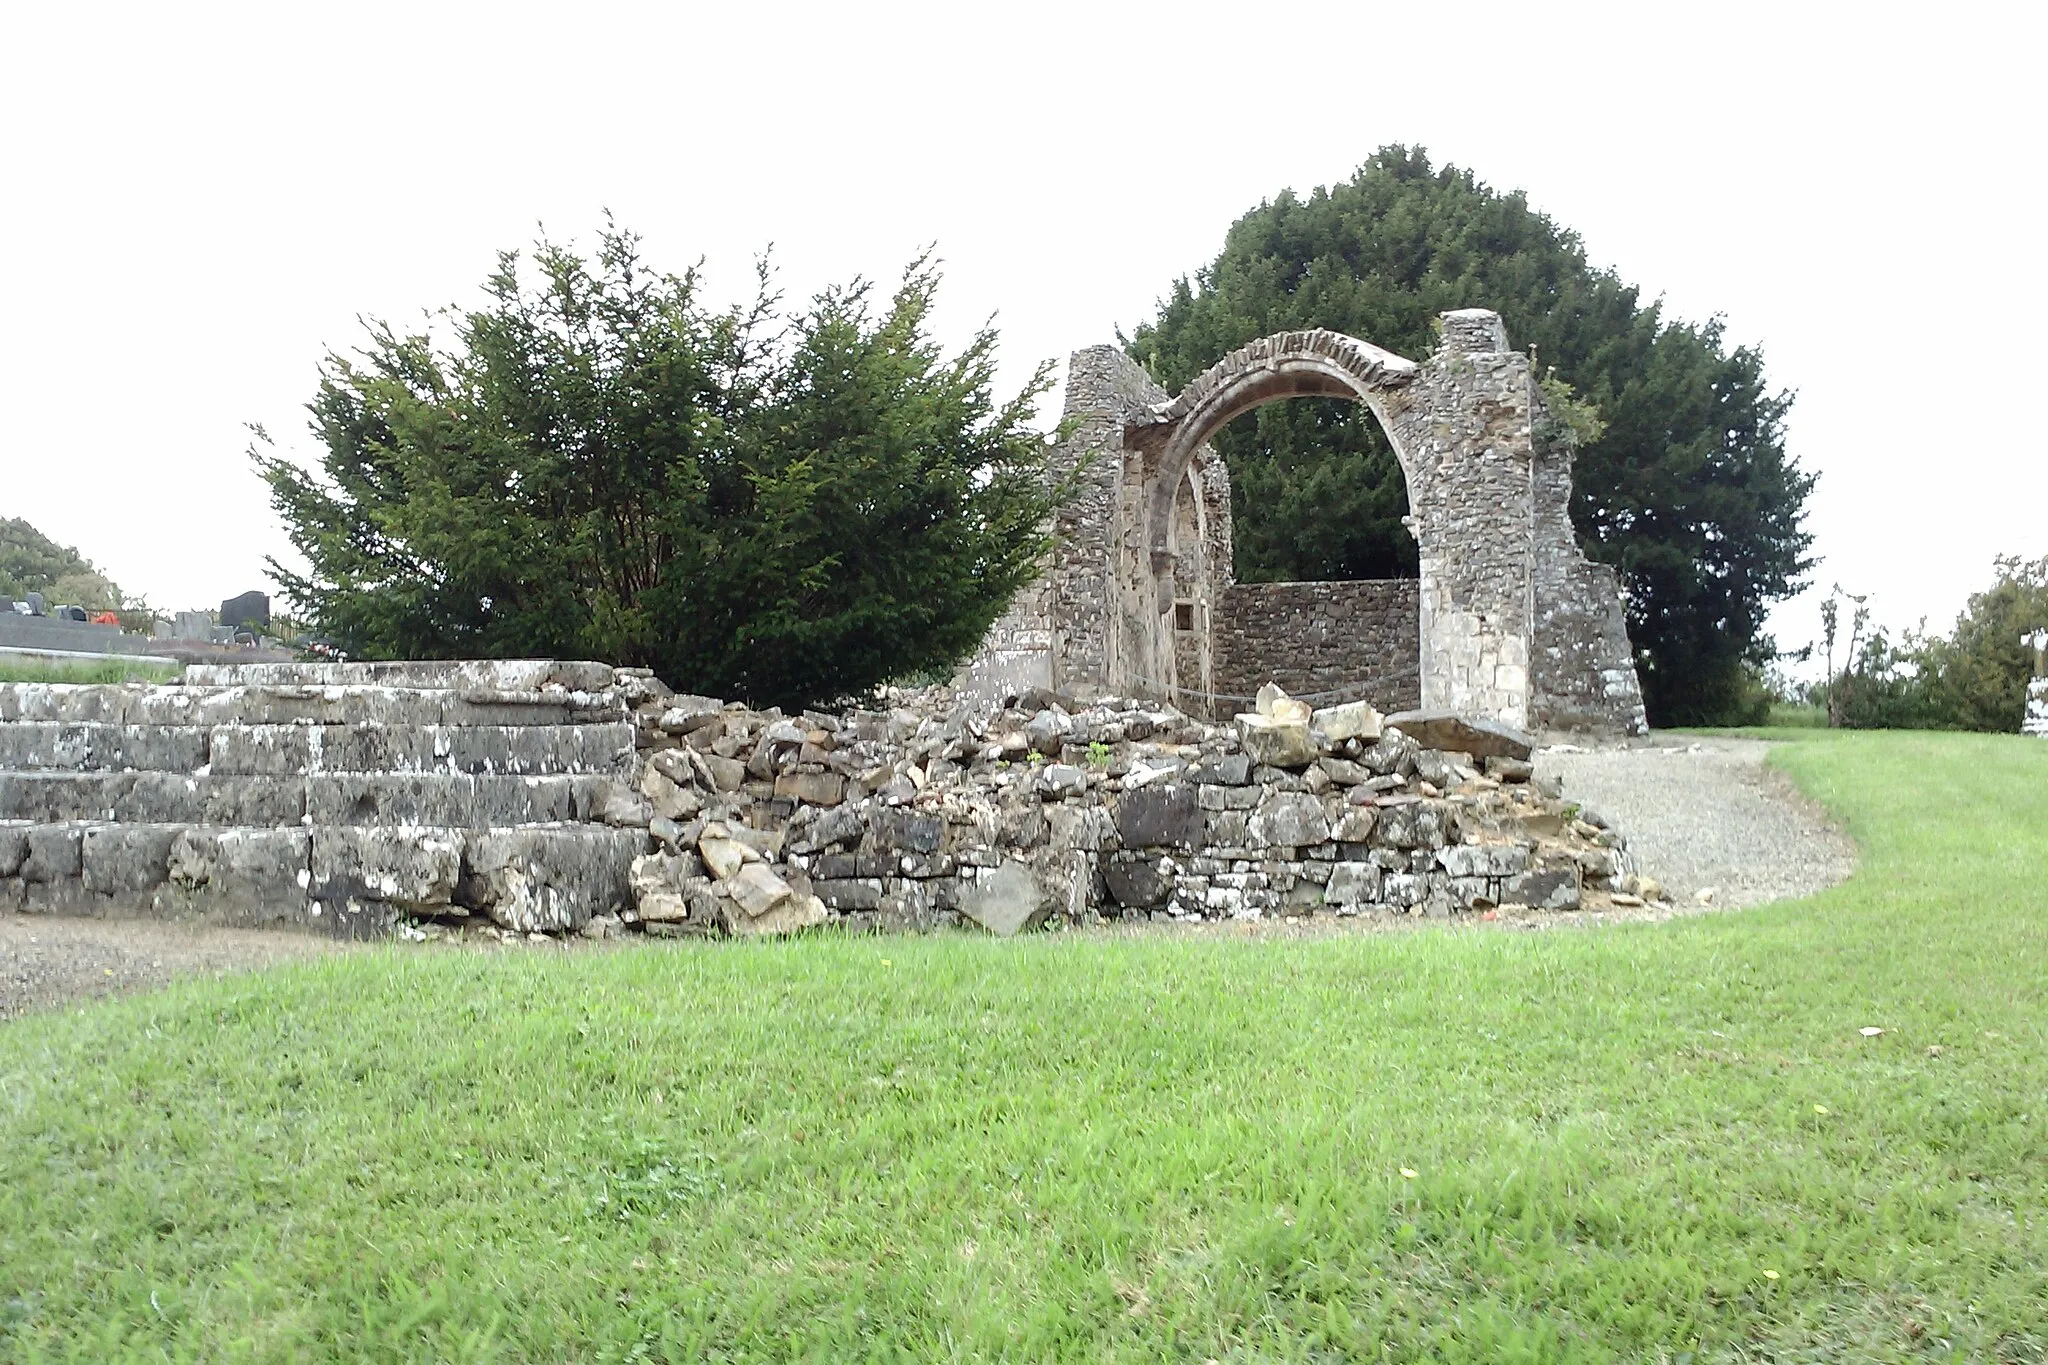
[1823,556,2048,731]
[260,226,1059,709]
[1127,147,1816,725]
[0,517,124,609]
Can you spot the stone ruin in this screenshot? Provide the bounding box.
[963,310,1649,736]
[0,660,1669,939]
[0,307,1674,940]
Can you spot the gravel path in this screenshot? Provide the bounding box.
[0,916,345,1022]
[1536,736,1856,911]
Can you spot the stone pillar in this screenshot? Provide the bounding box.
[1381,311,1537,728]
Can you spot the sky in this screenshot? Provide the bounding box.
[3,0,2042,671]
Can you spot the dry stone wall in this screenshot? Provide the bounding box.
[1,661,1663,940]
[1211,581,1420,713]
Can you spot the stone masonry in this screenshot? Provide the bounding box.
[1,662,1662,939]
[2026,631,2048,739]
[962,311,1648,736]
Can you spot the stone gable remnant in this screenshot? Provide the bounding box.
[961,312,1649,736]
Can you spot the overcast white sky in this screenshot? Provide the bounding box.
[3,1,2041,668]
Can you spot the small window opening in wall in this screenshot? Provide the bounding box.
[1174,601,1195,632]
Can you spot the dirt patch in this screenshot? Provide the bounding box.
[0,915,346,1021]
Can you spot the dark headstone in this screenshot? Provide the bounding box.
[24,592,45,616]
[220,590,271,631]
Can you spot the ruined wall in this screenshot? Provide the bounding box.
[1525,385,1650,734]
[1212,581,1420,715]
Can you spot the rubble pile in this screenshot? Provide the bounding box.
[0,660,1655,939]
[618,673,1648,939]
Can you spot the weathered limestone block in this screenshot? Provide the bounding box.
[1374,801,1457,850]
[466,827,640,933]
[1324,861,1382,906]
[310,826,464,909]
[166,827,313,915]
[81,823,182,895]
[959,858,1051,936]
[1235,713,1315,769]
[1248,791,1329,850]
[1385,711,1533,761]
[1311,701,1383,744]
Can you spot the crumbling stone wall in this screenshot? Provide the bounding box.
[964,311,1648,736]
[2026,632,2048,738]
[1212,581,1420,714]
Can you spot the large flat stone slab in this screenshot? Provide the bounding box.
[1384,710,1534,761]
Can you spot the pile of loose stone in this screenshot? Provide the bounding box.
[618,674,1650,939]
[0,659,1660,941]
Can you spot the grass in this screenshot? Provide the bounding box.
[0,656,182,685]
[0,729,2044,1361]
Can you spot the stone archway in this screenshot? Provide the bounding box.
[960,311,1648,736]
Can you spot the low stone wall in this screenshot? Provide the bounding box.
[625,680,1645,938]
[2025,677,2047,738]
[1210,581,1420,717]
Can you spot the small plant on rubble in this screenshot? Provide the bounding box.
[1085,740,1112,766]
[258,221,1065,711]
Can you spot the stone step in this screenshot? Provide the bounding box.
[181,659,618,692]
[0,683,626,728]
[0,771,638,827]
[0,721,635,777]
[0,821,642,935]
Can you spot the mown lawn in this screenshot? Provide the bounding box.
[0,730,2043,1361]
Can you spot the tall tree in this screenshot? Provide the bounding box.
[260,226,1059,710]
[1127,146,1815,725]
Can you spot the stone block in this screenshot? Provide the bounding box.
[1188,753,1253,786]
[1374,801,1457,850]
[774,771,845,806]
[466,827,640,932]
[1311,700,1383,744]
[812,877,884,910]
[1504,866,1581,911]
[1248,791,1329,849]
[1235,714,1315,768]
[1318,863,1384,908]
[81,823,181,895]
[23,824,83,881]
[958,858,1049,936]
[1385,711,1534,761]
[1102,853,1173,908]
[310,826,464,909]
[1115,782,1201,849]
[1438,844,1530,879]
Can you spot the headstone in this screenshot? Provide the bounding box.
[220,591,271,631]
[172,611,212,641]
[25,592,45,616]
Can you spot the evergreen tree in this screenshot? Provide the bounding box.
[260,226,1059,710]
[1127,147,1815,725]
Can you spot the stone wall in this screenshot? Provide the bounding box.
[1212,581,1420,716]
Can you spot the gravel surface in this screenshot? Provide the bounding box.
[0,737,1856,1017]
[1536,735,1856,912]
[0,916,345,1022]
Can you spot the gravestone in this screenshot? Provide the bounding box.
[221,591,271,632]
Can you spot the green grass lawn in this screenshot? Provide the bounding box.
[0,656,181,685]
[1,730,2043,1361]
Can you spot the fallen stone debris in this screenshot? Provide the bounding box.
[0,661,1669,942]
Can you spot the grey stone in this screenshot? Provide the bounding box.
[1324,861,1382,905]
[1189,753,1252,786]
[1115,782,1201,849]
[1248,791,1329,849]
[1504,866,1581,911]
[1102,854,1173,909]
[1235,714,1315,768]
[1374,801,1457,850]
[1037,764,1088,798]
[1438,844,1530,879]
[1311,700,1384,744]
[958,859,1049,936]
[1386,712,1534,761]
